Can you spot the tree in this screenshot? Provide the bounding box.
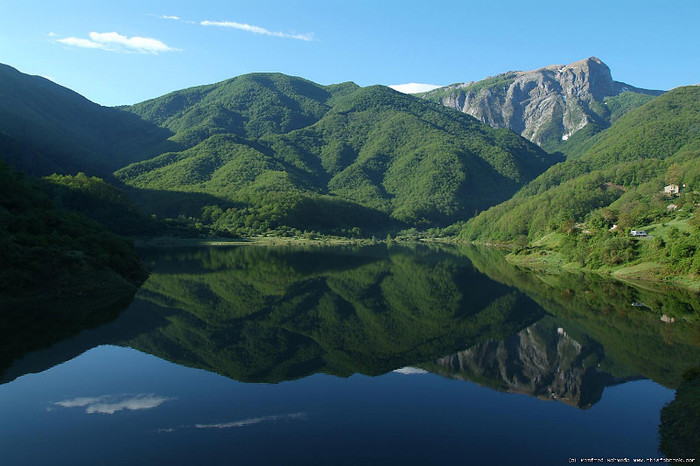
[665,163,683,186]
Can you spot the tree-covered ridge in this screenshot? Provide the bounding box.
[125,73,359,147]
[0,64,173,176]
[40,172,160,235]
[0,160,146,301]
[462,86,700,270]
[117,82,556,232]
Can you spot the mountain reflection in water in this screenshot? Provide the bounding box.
[2,244,698,404]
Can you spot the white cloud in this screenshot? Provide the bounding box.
[54,394,175,415]
[152,14,196,25]
[201,20,313,41]
[57,37,105,49]
[389,83,442,94]
[195,412,307,429]
[55,396,105,408]
[56,31,178,54]
[393,366,429,375]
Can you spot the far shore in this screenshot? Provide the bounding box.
[132,235,387,248]
[131,234,700,294]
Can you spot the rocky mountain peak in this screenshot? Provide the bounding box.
[423,57,663,150]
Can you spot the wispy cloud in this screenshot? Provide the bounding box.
[54,394,175,415]
[195,412,308,429]
[56,31,178,54]
[153,14,196,24]
[389,83,442,94]
[201,20,313,41]
[154,412,308,434]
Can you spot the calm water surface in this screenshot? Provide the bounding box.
[1,244,697,465]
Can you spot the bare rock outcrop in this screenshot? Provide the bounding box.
[424,57,663,148]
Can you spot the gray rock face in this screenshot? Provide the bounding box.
[424,57,662,148]
[431,321,632,409]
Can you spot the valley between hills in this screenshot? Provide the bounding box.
[1,57,699,297]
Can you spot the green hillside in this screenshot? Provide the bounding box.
[125,73,358,148]
[462,86,700,281]
[0,64,173,176]
[118,79,556,234]
[0,160,146,302]
[40,172,160,235]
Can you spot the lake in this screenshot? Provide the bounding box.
[1,244,697,465]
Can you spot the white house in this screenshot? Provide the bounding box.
[664,184,680,194]
[630,230,648,237]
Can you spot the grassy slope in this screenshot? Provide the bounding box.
[461,86,700,288]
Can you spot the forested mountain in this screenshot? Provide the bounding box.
[116,76,556,232]
[0,64,173,176]
[125,73,359,147]
[421,57,663,154]
[462,86,700,278]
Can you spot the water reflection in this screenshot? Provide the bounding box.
[122,245,544,383]
[425,317,636,409]
[194,412,308,429]
[53,393,174,415]
[460,245,700,389]
[2,244,699,407]
[0,292,135,383]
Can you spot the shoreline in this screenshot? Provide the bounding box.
[130,234,700,294]
[132,235,384,248]
[505,248,700,294]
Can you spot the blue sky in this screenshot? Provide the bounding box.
[1,0,698,106]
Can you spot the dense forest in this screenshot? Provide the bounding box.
[0,160,146,301]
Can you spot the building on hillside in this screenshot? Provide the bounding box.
[630,230,648,237]
[664,184,680,194]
